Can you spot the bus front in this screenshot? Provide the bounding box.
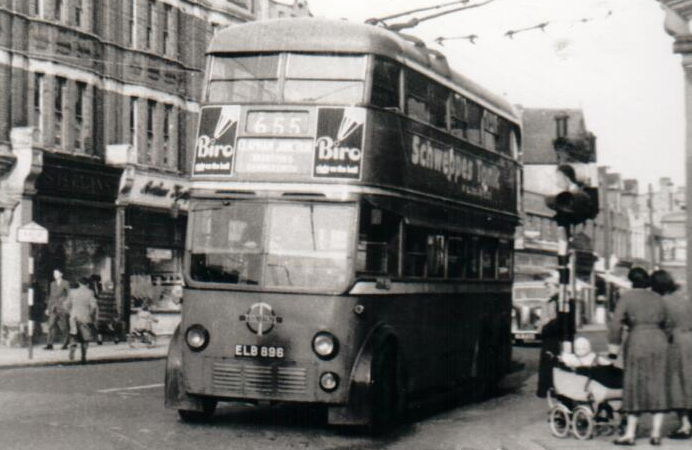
[166,42,379,424]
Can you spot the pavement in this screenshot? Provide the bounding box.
[0,336,169,369]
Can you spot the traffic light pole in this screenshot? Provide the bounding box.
[557,224,575,353]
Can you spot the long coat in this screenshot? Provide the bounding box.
[663,292,692,410]
[608,288,670,413]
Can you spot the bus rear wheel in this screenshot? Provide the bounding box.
[178,398,217,423]
[369,345,401,435]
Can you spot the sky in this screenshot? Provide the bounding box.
[309,0,685,191]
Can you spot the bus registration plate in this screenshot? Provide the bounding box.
[235,344,285,359]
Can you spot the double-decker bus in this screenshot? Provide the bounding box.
[165,18,522,431]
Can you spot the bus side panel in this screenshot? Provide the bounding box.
[351,286,512,398]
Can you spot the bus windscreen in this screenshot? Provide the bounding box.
[207,53,366,105]
[189,201,355,290]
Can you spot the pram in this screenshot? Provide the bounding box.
[547,356,624,440]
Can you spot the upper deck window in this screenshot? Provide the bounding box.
[405,69,448,128]
[371,57,400,109]
[466,100,483,146]
[207,54,281,103]
[284,54,366,104]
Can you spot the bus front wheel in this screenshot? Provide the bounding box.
[369,345,401,435]
[178,398,217,423]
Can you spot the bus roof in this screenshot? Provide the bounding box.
[208,18,519,123]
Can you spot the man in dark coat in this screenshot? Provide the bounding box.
[44,269,70,350]
[536,284,559,398]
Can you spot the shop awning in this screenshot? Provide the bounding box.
[597,272,632,289]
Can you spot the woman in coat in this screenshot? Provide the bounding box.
[652,270,692,439]
[609,267,670,446]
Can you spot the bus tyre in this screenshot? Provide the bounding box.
[178,399,217,423]
[369,346,400,435]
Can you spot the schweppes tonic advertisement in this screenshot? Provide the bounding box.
[313,107,365,179]
[193,106,240,175]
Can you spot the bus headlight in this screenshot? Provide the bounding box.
[312,332,339,360]
[319,372,339,392]
[185,324,209,351]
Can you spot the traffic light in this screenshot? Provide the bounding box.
[545,165,599,226]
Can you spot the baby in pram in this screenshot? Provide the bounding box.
[548,337,624,439]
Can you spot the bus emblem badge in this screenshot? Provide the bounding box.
[240,303,283,336]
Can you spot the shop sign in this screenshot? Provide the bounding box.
[17,222,49,244]
[121,172,189,210]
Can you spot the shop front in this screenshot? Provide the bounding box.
[117,168,188,335]
[33,152,122,341]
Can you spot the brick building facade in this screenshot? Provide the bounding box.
[0,0,310,346]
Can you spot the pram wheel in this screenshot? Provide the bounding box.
[549,404,571,438]
[572,406,594,440]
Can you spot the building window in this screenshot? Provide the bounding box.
[129,96,138,146]
[75,0,84,27]
[54,77,66,148]
[54,0,64,21]
[75,82,87,151]
[146,0,155,50]
[163,4,173,56]
[34,0,43,17]
[556,115,569,138]
[128,0,136,47]
[33,73,44,136]
[163,104,172,166]
[146,100,156,164]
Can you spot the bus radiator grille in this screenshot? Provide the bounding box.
[212,362,308,395]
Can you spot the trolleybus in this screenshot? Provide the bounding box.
[165,17,522,432]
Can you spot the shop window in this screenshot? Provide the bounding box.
[356,203,400,276]
[480,237,498,280]
[450,93,467,139]
[466,100,483,146]
[404,226,428,277]
[371,57,400,109]
[497,240,512,279]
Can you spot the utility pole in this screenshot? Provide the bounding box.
[648,183,657,270]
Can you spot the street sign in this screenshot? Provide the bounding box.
[17,221,49,244]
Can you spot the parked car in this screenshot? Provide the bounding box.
[512,281,554,343]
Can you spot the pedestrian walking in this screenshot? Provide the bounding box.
[536,283,559,398]
[652,270,692,439]
[64,278,99,364]
[44,269,71,350]
[608,267,671,446]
